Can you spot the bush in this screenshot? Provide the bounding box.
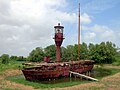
[1,54,9,64]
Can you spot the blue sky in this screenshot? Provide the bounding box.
[63,0,120,47]
[0,0,120,56]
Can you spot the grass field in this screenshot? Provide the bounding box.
[6,66,120,89]
[7,76,91,89]
[113,56,120,65]
[0,60,120,90]
[0,61,24,72]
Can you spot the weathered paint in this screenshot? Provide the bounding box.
[22,60,94,81]
[54,23,64,62]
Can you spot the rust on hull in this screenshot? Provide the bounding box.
[22,60,94,81]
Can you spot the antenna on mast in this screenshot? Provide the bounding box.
[78,3,80,60]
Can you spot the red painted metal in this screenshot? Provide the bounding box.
[56,46,60,62]
[53,23,64,62]
[22,60,94,81]
[44,56,50,63]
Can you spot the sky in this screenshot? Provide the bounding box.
[0,0,120,56]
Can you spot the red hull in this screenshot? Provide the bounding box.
[22,60,94,81]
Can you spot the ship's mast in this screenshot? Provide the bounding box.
[78,3,80,60]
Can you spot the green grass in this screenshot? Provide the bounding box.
[0,64,19,72]
[112,56,120,65]
[6,67,120,89]
[0,61,24,72]
[1,60,120,89]
[7,76,91,89]
[92,67,120,79]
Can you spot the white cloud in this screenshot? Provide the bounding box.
[101,30,115,40]
[0,0,77,56]
[91,24,110,32]
[81,24,120,46]
[0,0,93,57]
[0,0,10,15]
[82,32,96,43]
[81,13,91,24]
[82,24,110,32]
[57,12,76,23]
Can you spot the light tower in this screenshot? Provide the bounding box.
[54,23,64,62]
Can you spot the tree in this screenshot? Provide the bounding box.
[44,45,56,61]
[66,45,74,60]
[88,42,117,64]
[80,42,89,59]
[17,56,26,61]
[88,43,95,59]
[10,55,18,61]
[28,47,44,62]
[1,54,9,64]
[27,41,117,63]
[61,46,68,61]
[105,41,117,63]
[97,42,107,64]
[73,44,78,60]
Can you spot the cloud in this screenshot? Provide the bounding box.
[81,13,91,24]
[82,32,96,43]
[0,0,94,56]
[0,0,10,15]
[82,24,112,33]
[81,24,120,46]
[0,0,77,56]
[91,24,110,33]
[101,30,115,40]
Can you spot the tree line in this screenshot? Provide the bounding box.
[0,41,119,64]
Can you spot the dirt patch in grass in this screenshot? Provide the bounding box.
[103,64,120,69]
[1,79,41,90]
[0,69,22,79]
[1,65,120,90]
[54,65,120,90]
[102,72,120,82]
[55,82,105,90]
[0,69,41,90]
[5,69,22,77]
[101,72,120,90]
[2,80,40,90]
[55,72,120,90]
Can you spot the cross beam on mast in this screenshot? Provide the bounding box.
[78,3,80,60]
